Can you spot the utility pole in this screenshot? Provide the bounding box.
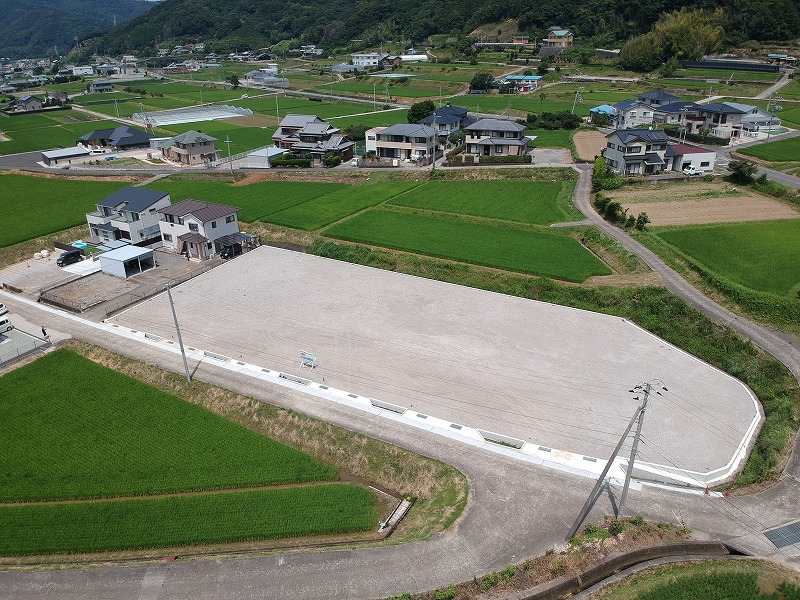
[431,113,437,172]
[373,81,377,111]
[167,283,192,383]
[566,381,667,539]
[224,135,233,174]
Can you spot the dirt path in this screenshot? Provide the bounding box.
[573,130,606,161]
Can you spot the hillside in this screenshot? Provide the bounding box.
[80,0,800,56]
[0,0,156,59]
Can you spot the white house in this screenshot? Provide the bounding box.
[665,143,716,172]
[611,100,654,129]
[603,130,716,175]
[71,66,94,76]
[351,53,387,67]
[158,199,242,260]
[87,187,171,243]
[372,123,437,161]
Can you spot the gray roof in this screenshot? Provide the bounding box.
[538,47,564,58]
[171,130,217,144]
[160,199,240,222]
[637,90,680,103]
[80,125,153,148]
[654,101,701,114]
[466,118,526,133]
[178,232,208,243]
[613,99,641,111]
[97,187,169,212]
[42,147,90,159]
[613,129,669,144]
[278,114,323,129]
[378,123,437,137]
[300,122,338,135]
[293,134,355,152]
[700,102,746,115]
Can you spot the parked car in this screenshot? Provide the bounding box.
[682,165,703,176]
[56,249,83,267]
[104,156,117,161]
[220,242,242,259]
[0,317,12,334]
[0,302,7,316]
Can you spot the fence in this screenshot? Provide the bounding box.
[0,339,49,367]
[208,144,273,168]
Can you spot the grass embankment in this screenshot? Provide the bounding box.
[0,342,468,557]
[589,559,800,600]
[308,240,799,486]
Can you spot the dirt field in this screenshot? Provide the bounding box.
[573,130,607,161]
[604,181,800,226]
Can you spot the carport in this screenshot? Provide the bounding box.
[41,147,90,166]
[98,246,155,279]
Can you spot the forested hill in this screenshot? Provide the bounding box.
[92,0,799,56]
[0,0,156,59]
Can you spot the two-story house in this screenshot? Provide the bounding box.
[272,115,355,163]
[602,129,671,175]
[272,114,325,148]
[611,100,654,129]
[636,90,680,108]
[161,130,220,165]
[351,53,388,67]
[541,26,573,47]
[652,101,704,133]
[699,102,780,139]
[86,187,171,243]
[16,95,42,111]
[418,104,475,138]
[370,123,438,161]
[158,199,242,260]
[464,119,531,158]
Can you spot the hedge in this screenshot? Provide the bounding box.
[664,127,729,146]
[271,158,313,168]
[479,155,531,164]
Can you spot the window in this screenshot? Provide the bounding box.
[206,242,212,250]
[505,131,516,138]
[189,223,198,232]
[495,145,504,154]
[627,146,642,154]
[130,212,140,222]
[630,112,637,117]
[226,215,235,224]
[211,220,217,229]
[414,137,427,144]
[700,161,710,167]
[607,142,614,148]
[178,217,184,225]
[163,233,173,242]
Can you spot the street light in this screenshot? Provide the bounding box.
[224,136,233,175]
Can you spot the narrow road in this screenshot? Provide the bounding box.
[756,69,795,99]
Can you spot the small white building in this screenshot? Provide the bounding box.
[159,199,242,260]
[72,66,94,76]
[98,246,155,279]
[351,53,387,67]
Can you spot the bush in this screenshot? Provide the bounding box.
[728,159,759,183]
[323,155,341,168]
[479,155,531,164]
[502,564,516,582]
[270,158,312,168]
[608,519,625,536]
[446,143,466,161]
[703,174,715,182]
[481,572,497,592]
[434,584,456,600]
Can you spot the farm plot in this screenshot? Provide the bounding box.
[738,136,800,164]
[388,179,580,224]
[0,349,378,555]
[654,220,800,296]
[528,128,576,149]
[604,181,799,226]
[0,349,338,502]
[324,209,611,281]
[266,182,420,230]
[0,485,375,555]
[146,177,345,222]
[0,115,121,155]
[0,173,127,247]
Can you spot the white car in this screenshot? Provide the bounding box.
[682,165,703,176]
[0,303,7,316]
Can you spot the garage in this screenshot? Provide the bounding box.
[98,246,155,279]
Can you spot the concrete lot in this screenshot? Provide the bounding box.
[111,246,760,479]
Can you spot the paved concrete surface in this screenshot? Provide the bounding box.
[107,247,759,480]
[0,293,798,600]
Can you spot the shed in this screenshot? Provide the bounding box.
[42,147,90,166]
[246,147,288,168]
[98,246,155,279]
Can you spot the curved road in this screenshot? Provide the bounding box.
[1,166,800,598]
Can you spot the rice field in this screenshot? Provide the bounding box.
[388,179,580,224]
[0,114,122,155]
[0,173,127,247]
[324,209,611,281]
[738,136,800,163]
[654,220,800,297]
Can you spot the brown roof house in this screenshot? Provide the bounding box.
[161,130,220,165]
[158,199,245,259]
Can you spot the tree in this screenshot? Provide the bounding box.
[448,129,465,145]
[228,74,240,89]
[469,71,493,91]
[728,159,758,183]
[635,212,650,231]
[537,60,550,75]
[618,33,663,72]
[407,100,435,124]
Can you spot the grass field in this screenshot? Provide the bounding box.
[0,485,375,555]
[591,559,800,600]
[0,114,121,155]
[388,180,580,224]
[0,173,127,247]
[146,177,345,222]
[324,209,611,281]
[266,182,420,230]
[0,349,338,502]
[738,136,800,163]
[528,128,575,148]
[654,220,800,297]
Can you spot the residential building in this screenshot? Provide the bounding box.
[541,26,573,48]
[273,114,324,147]
[161,130,220,165]
[243,68,288,87]
[699,102,780,138]
[89,80,114,94]
[602,129,671,175]
[86,187,171,243]
[419,104,475,137]
[464,119,531,158]
[351,53,388,67]
[71,66,94,76]
[78,125,154,150]
[636,90,680,108]
[372,123,437,160]
[159,199,242,259]
[271,115,354,163]
[48,90,69,104]
[611,99,654,129]
[501,74,543,92]
[16,95,42,111]
[665,143,716,172]
[652,101,703,132]
[380,55,403,68]
[300,45,324,57]
[95,65,118,76]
